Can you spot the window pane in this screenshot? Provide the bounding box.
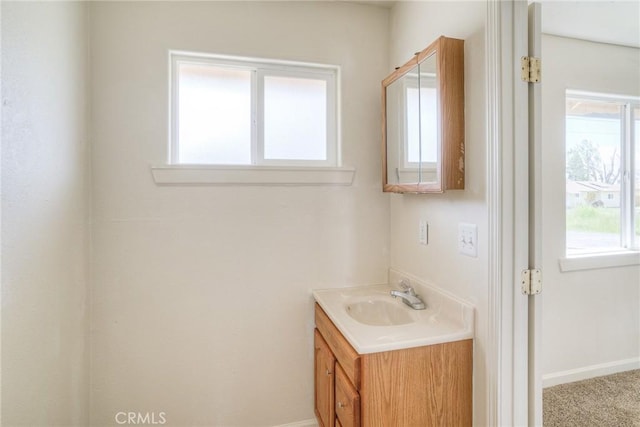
[406,86,438,164]
[566,98,623,253]
[406,86,420,163]
[264,76,327,160]
[419,86,438,164]
[178,64,251,164]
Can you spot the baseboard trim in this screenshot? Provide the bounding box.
[274,419,318,427]
[543,357,640,388]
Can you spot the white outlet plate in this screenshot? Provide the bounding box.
[419,220,428,245]
[458,223,477,257]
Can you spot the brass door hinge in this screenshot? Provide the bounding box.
[521,56,541,83]
[521,269,542,295]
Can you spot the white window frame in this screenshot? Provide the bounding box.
[564,90,640,262]
[169,51,339,167]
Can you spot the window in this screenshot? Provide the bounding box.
[170,51,338,166]
[404,73,438,167]
[565,91,640,255]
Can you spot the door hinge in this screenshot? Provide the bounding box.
[521,56,541,83]
[521,269,542,295]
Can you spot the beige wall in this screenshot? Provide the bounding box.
[1,2,499,425]
[88,2,389,425]
[1,2,90,425]
[541,34,640,381]
[388,1,489,425]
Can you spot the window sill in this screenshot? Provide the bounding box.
[559,251,640,272]
[150,164,356,186]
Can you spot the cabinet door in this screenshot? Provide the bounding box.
[314,329,335,427]
[335,363,360,427]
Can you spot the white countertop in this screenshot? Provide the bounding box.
[313,280,474,354]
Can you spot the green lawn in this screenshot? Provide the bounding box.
[567,205,640,234]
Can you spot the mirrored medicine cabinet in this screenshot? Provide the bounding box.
[382,36,465,193]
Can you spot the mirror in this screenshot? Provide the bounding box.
[382,36,465,193]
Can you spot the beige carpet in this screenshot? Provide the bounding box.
[543,369,640,427]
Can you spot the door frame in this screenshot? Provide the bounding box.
[527,3,544,426]
[0,3,4,421]
[486,1,530,425]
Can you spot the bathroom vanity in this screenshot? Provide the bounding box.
[313,280,473,426]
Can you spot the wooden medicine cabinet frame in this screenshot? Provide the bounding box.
[382,36,465,193]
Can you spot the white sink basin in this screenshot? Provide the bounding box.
[313,271,474,354]
[346,299,414,326]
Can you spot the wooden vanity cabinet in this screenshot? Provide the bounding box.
[335,363,360,427]
[314,304,361,427]
[314,303,472,427]
[314,329,335,427]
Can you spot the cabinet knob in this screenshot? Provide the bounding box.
[326,369,332,376]
[337,401,345,409]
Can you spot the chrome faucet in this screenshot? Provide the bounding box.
[390,279,426,310]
